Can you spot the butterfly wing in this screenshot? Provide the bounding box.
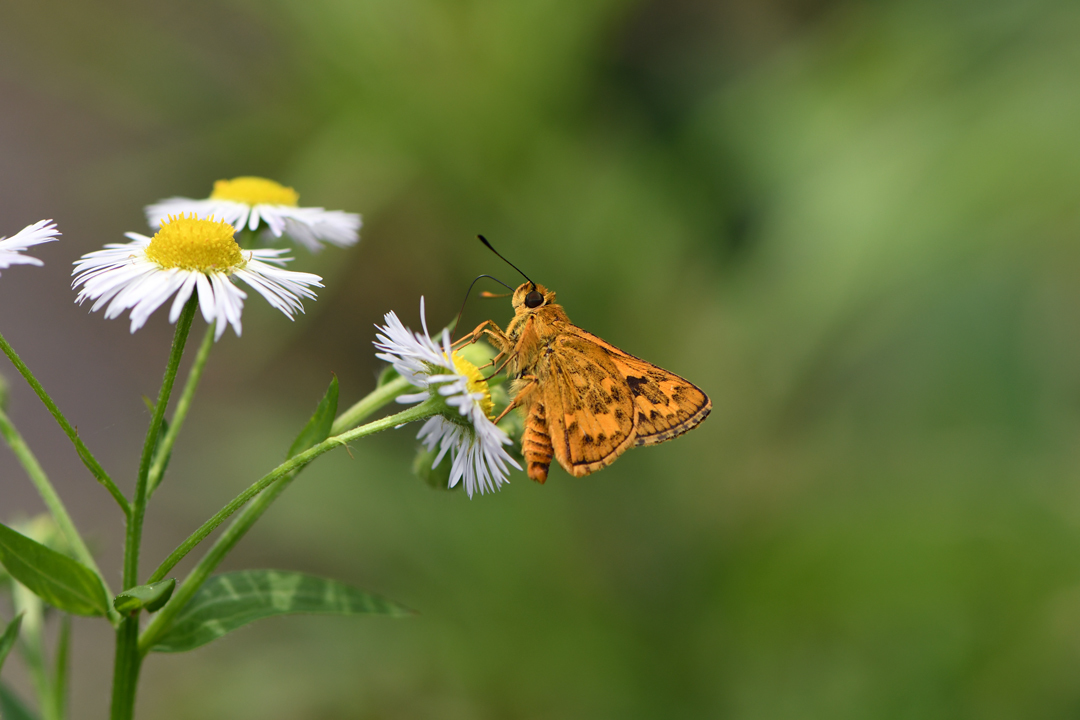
[561,326,712,447]
[539,331,637,477]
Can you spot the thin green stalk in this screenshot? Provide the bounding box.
[148,322,215,498]
[110,299,197,720]
[13,584,55,720]
[108,618,139,720]
[123,297,197,591]
[0,331,129,516]
[52,615,70,720]
[0,408,114,606]
[139,400,437,654]
[331,374,413,434]
[146,377,416,585]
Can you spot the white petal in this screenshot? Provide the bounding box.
[168,273,199,323]
[0,219,59,276]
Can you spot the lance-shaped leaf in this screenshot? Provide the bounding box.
[0,613,22,673]
[0,681,38,720]
[0,523,109,617]
[150,570,412,653]
[114,579,176,615]
[287,375,338,459]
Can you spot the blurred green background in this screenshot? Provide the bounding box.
[3,0,1080,717]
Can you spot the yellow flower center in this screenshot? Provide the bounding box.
[209,176,299,206]
[144,215,244,272]
[452,352,494,419]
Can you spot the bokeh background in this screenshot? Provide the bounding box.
[2,0,1080,717]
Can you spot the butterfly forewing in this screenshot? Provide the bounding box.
[542,332,636,475]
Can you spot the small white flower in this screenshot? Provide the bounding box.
[0,220,60,275]
[73,214,323,340]
[374,298,520,497]
[145,177,360,252]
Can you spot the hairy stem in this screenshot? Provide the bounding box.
[0,409,113,604]
[111,298,197,720]
[139,400,436,654]
[331,374,413,434]
[0,331,128,515]
[147,321,215,498]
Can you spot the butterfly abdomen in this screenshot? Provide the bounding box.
[522,402,554,483]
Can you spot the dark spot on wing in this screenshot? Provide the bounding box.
[584,364,606,382]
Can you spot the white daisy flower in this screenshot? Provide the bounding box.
[374,298,520,497]
[0,220,60,275]
[145,177,361,252]
[73,214,323,340]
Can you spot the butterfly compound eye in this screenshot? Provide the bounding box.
[525,290,544,308]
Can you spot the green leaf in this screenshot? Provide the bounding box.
[0,613,22,673]
[0,681,38,720]
[0,523,108,617]
[150,570,412,653]
[114,579,176,615]
[287,375,338,459]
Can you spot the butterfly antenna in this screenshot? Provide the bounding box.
[477,235,535,290]
[450,273,514,343]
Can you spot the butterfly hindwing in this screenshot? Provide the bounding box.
[560,327,712,447]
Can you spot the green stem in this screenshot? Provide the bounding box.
[12,584,55,720]
[145,377,416,585]
[110,299,197,720]
[331,374,413,435]
[52,615,70,720]
[108,617,139,720]
[139,400,437,654]
[0,331,129,516]
[0,408,114,604]
[123,298,197,591]
[147,322,215,498]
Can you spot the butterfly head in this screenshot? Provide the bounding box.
[512,282,555,311]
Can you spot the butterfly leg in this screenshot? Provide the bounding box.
[450,321,511,375]
[451,320,496,348]
[522,401,554,483]
[492,375,537,424]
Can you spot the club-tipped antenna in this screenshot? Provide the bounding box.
[450,273,515,343]
[478,235,534,290]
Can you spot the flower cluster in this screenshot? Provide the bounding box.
[146,177,360,252]
[3,179,520,499]
[375,299,520,497]
[72,214,322,339]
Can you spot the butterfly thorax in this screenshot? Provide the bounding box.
[503,283,569,381]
